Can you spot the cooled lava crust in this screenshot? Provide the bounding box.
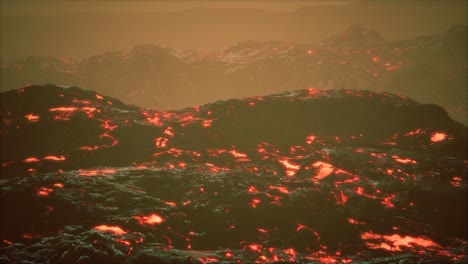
[1,84,467,263]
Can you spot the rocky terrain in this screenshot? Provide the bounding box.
[1,84,466,263]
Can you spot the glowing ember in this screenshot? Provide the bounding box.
[23,157,40,163]
[317,256,341,263]
[348,218,365,225]
[49,107,78,112]
[145,113,163,126]
[361,232,441,252]
[133,213,164,225]
[72,99,91,105]
[43,155,66,161]
[381,195,396,208]
[80,146,99,151]
[248,244,262,252]
[204,163,230,173]
[154,137,169,148]
[229,149,247,158]
[25,113,39,121]
[115,238,131,246]
[94,225,127,235]
[431,132,447,143]
[202,119,213,128]
[164,201,177,207]
[404,128,425,136]
[306,135,317,144]
[278,158,300,177]
[48,106,97,118]
[37,187,53,197]
[250,198,261,208]
[450,176,462,187]
[248,186,258,193]
[392,156,417,164]
[78,169,117,176]
[164,127,175,137]
[311,161,334,180]
[296,224,315,233]
[333,190,348,205]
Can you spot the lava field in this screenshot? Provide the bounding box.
[0,84,467,263]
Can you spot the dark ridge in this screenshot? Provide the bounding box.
[1,84,466,178]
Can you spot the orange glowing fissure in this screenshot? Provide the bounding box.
[361,232,441,252]
[392,155,417,164]
[49,106,96,113]
[23,157,40,163]
[25,113,40,121]
[24,156,66,162]
[250,198,261,208]
[43,155,66,161]
[311,161,334,180]
[48,106,98,120]
[229,149,248,158]
[78,169,117,176]
[278,158,300,177]
[430,132,448,143]
[348,218,365,225]
[332,190,348,205]
[94,225,127,235]
[133,213,164,225]
[37,187,54,197]
[404,128,425,136]
[450,176,462,187]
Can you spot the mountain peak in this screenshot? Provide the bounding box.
[319,24,385,48]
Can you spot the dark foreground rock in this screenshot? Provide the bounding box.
[0,84,467,263]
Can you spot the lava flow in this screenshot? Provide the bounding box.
[0,84,467,264]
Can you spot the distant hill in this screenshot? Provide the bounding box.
[1,1,466,61]
[2,25,466,124]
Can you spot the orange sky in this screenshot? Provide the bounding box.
[1,1,355,16]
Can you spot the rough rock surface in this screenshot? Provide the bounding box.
[1,84,467,263]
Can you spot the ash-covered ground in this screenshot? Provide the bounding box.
[0,85,467,263]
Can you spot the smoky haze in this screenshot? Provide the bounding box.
[1,0,467,61]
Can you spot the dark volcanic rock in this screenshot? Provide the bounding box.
[0,85,467,264]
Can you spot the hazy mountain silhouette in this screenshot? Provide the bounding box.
[2,26,466,123]
[1,1,466,61]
